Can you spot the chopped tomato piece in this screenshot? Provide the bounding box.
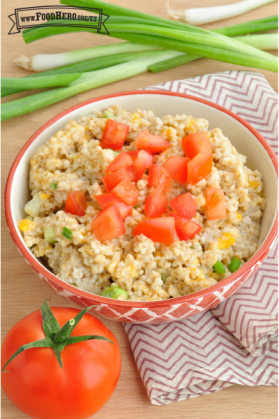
[105,152,133,174]
[145,185,168,218]
[65,191,87,217]
[132,217,175,244]
[169,213,203,241]
[100,119,130,150]
[136,129,171,154]
[112,178,139,206]
[205,188,226,220]
[169,193,197,219]
[182,132,211,159]
[102,167,128,192]
[126,150,153,161]
[148,164,173,192]
[187,152,213,185]
[162,156,190,184]
[95,193,133,220]
[91,203,126,242]
[126,165,136,182]
[134,150,153,182]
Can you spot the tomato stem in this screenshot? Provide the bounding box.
[2,301,112,372]
[2,338,54,373]
[41,300,61,339]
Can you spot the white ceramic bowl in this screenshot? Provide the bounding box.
[5,90,278,323]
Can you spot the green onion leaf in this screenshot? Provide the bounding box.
[213,261,226,274]
[228,257,241,273]
[62,227,73,240]
[50,183,57,189]
[214,15,278,37]
[102,286,128,300]
[1,74,81,97]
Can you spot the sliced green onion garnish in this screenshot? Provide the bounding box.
[102,286,128,300]
[228,257,241,273]
[213,261,226,274]
[103,110,115,119]
[50,183,57,189]
[44,227,57,244]
[25,216,33,221]
[62,227,73,240]
[134,205,138,209]
[161,273,167,283]
[190,246,194,249]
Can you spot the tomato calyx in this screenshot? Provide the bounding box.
[2,301,113,372]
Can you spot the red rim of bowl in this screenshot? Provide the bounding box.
[5,90,278,308]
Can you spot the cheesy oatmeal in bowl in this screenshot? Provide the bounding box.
[18,104,266,302]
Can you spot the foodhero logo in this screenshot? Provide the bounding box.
[8,5,109,34]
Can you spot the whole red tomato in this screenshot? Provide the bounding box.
[1,303,121,419]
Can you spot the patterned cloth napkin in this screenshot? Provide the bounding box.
[124,71,278,405]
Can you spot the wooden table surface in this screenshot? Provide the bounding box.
[2,0,278,418]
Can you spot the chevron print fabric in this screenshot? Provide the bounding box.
[124,71,278,404]
[124,311,277,404]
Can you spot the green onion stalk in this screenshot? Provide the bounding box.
[22,18,278,72]
[5,14,277,97]
[14,41,159,72]
[1,50,162,97]
[15,15,278,72]
[58,0,277,62]
[2,33,276,98]
[1,49,183,121]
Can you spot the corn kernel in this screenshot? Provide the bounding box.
[19,219,34,232]
[130,113,142,123]
[236,212,242,221]
[217,232,236,249]
[40,193,49,199]
[249,180,260,189]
